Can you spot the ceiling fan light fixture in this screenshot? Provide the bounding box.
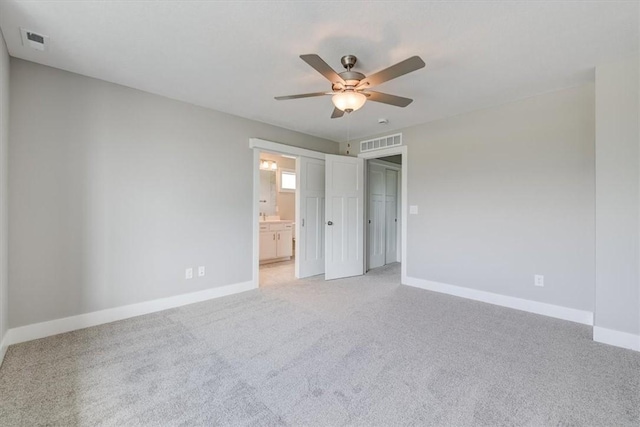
[332,91,367,113]
[276,54,424,118]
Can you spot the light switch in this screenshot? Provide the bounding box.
[409,205,419,215]
[185,268,193,280]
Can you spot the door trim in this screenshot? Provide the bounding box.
[250,139,327,287]
[358,145,408,284]
[250,138,326,160]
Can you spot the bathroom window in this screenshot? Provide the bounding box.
[279,169,296,192]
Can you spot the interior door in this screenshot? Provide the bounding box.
[296,156,325,278]
[385,169,399,264]
[325,154,364,280]
[368,163,386,269]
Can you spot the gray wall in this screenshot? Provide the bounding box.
[9,59,337,328]
[595,55,640,335]
[0,30,8,346]
[343,84,596,312]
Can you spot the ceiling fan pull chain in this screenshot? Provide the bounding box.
[347,113,351,146]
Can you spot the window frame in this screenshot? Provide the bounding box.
[278,168,296,193]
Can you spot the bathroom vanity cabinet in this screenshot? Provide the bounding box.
[259,221,293,263]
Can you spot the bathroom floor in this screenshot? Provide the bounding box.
[259,259,295,287]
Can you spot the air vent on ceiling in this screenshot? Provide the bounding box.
[20,28,49,51]
[360,133,402,153]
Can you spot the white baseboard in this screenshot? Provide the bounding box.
[593,326,640,352]
[404,276,594,325]
[0,334,8,368]
[4,280,256,348]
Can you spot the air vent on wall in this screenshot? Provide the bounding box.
[360,133,402,153]
[20,28,49,51]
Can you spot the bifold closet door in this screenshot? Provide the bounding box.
[385,169,399,264]
[368,163,386,269]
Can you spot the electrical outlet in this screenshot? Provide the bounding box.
[198,266,205,277]
[534,275,544,287]
[185,268,193,280]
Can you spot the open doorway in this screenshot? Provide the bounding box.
[257,152,298,287]
[358,145,408,283]
[366,155,402,272]
[251,138,329,288]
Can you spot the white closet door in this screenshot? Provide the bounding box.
[296,157,325,278]
[325,154,364,280]
[385,169,399,264]
[368,163,386,269]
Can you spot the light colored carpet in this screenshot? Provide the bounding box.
[1,263,639,426]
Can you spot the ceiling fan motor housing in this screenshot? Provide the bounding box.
[340,54,358,70]
[337,55,364,88]
[337,71,365,89]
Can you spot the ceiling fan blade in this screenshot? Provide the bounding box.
[300,54,346,85]
[364,91,413,107]
[358,56,425,88]
[274,92,329,101]
[331,107,345,119]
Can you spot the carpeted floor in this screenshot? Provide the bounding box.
[1,263,639,426]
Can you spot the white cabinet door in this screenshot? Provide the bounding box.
[277,230,293,258]
[325,154,364,280]
[297,156,325,278]
[259,231,277,260]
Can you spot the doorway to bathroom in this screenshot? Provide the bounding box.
[257,151,298,287]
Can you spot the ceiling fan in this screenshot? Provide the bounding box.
[275,54,425,118]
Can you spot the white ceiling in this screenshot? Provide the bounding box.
[0,1,637,143]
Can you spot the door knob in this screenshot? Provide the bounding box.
[327,221,333,226]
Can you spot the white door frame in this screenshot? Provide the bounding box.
[358,146,408,284]
[249,138,326,287]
